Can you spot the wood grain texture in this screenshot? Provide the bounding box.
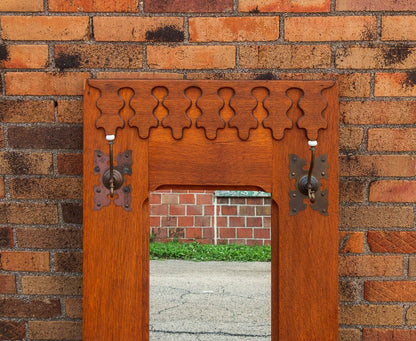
[83,79,338,340]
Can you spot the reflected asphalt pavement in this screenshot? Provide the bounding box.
[150,260,271,340]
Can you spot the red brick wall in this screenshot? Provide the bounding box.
[1,0,416,339]
[150,190,271,245]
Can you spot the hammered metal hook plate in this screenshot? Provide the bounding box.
[289,153,329,216]
[93,149,133,211]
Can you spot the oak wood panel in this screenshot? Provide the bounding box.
[83,87,149,340]
[83,80,339,341]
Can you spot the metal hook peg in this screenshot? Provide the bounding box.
[106,135,116,197]
[307,140,317,203]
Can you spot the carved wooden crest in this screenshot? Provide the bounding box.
[88,80,335,142]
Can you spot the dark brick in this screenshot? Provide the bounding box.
[0,321,25,340]
[16,228,82,249]
[144,0,232,12]
[55,44,142,69]
[340,180,365,203]
[58,153,82,175]
[0,298,61,318]
[62,203,83,224]
[8,126,82,150]
[0,127,4,149]
[0,204,58,225]
[169,227,184,238]
[0,100,54,123]
[10,178,82,200]
[340,280,359,301]
[56,252,82,273]
[0,227,13,247]
[0,151,53,175]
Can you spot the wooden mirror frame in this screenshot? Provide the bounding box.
[83,80,339,340]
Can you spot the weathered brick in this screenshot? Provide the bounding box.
[58,100,83,123]
[144,0,232,12]
[237,228,253,238]
[0,152,53,174]
[366,281,416,302]
[340,155,416,177]
[170,204,185,216]
[0,127,4,149]
[8,126,82,150]
[58,153,82,175]
[168,227,183,238]
[364,329,416,340]
[96,71,183,79]
[406,305,416,325]
[1,16,89,41]
[339,280,359,301]
[5,72,89,95]
[0,227,12,247]
[341,101,416,125]
[368,128,416,151]
[240,45,331,69]
[189,17,279,42]
[382,16,416,41]
[65,298,82,319]
[186,228,202,239]
[148,46,236,69]
[375,72,416,97]
[286,16,376,41]
[239,0,330,12]
[221,206,237,215]
[187,72,271,80]
[49,0,138,12]
[195,216,211,227]
[11,178,82,200]
[337,0,416,11]
[280,72,371,97]
[0,251,49,272]
[339,232,364,253]
[368,231,416,253]
[339,255,403,277]
[55,252,82,273]
[229,217,245,227]
[409,257,416,277]
[340,206,414,228]
[55,44,142,69]
[340,304,403,325]
[16,228,82,249]
[0,0,43,11]
[22,276,82,295]
[29,321,82,340]
[0,100,54,123]
[220,228,236,238]
[339,127,363,150]
[0,298,60,318]
[62,204,82,225]
[197,193,213,205]
[0,178,4,199]
[0,275,16,294]
[370,181,416,202]
[0,203,58,224]
[339,329,361,341]
[94,17,183,42]
[0,321,25,340]
[340,181,364,203]
[187,205,203,216]
[336,46,416,69]
[0,45,48,69]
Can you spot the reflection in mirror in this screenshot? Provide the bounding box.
[149,190,271,340]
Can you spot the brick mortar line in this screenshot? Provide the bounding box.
[3,11,416,16]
